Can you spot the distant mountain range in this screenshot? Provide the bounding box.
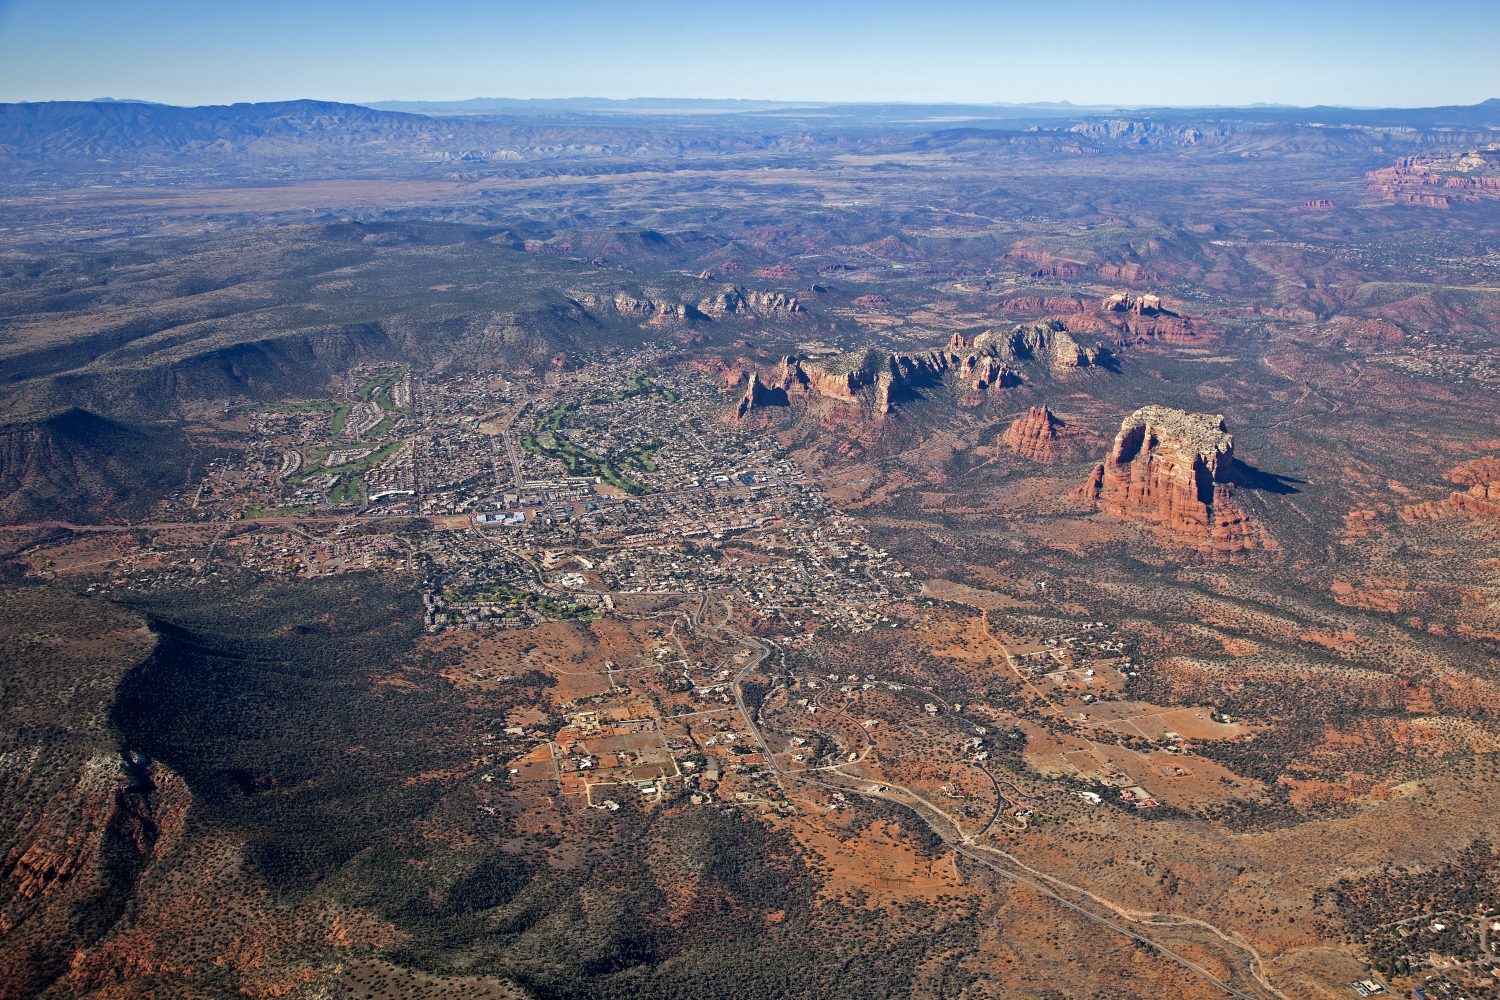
[0,97,1496,173]
[0,99,438,163]
[371,95,1500,127]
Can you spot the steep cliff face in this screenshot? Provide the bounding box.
[1367,149,1500,208]
[574,290,695,325]
[1076,405,1269,554]
[734,371,790,419]
[573,284,801,327]
[1001,404,1084,461]
[974,321,1109,371]
[695,285,802,319]
[776,321,1105,418]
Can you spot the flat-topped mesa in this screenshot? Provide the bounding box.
[1076,405,1269,554]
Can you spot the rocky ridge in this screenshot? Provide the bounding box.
[766,321,1109,417]
[576,284,801,327]
[1367,148,1500,208]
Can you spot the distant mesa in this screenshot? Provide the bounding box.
[1075,405,1273,555]
[737,321,1111,421]
[1367,149,1500,209]
[573,284,801,327]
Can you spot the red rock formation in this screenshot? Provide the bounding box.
[1003,248,1090,281]
[1402,456,1500,521]
[1100,292,1202,345]
[734,371,790,420]
[695,285,801,319]
[738,322,1105,423]
[1367,150,1500,207]
[1097,261,1157,283]
[1002,405,1071,460]
[1076,405,1270,554]
[991,294,1091,315]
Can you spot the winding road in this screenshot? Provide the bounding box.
[701,600,1286,1000]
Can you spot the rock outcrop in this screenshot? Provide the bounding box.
[1100,292,1201,345]
[574,284,801,327]
[1076,405,1269,554]
[696,285,801,319]
[1402,456,1500,521]
[1001,405,1080,461]
[575,290,695,325]
[779,321,1104,417]
[734,371,789,419]
[1367,149,1500,208]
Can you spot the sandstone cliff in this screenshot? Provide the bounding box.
[1367,149,1500,208]
[574,290,695,326]
[1076,405,1269,554]
[749,321,1107,420]
[1001,404,1087,461]
[734,371,790,419]
[1100,292,1201,345]
[574,284,801,327]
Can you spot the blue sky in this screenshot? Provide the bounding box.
[1,0,1496,107]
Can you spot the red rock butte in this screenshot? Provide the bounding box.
[1076,405,1270,555]
[1003,404,1066,460]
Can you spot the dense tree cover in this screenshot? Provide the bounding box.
[102,574,991,998]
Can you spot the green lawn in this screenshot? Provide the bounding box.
[355,368,404,403]
[240,504,317,519]
[446,583,601,621]
[521,400,655,495]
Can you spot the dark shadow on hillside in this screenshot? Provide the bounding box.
[1232,461,1303,495]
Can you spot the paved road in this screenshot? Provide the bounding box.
[707,605,1285,1000]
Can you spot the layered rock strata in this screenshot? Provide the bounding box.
[1002,405,1074,460]
[1076,405,1268,554]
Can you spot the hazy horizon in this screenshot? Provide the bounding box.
[2,0,1498,108]
[20,94,1500,112]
